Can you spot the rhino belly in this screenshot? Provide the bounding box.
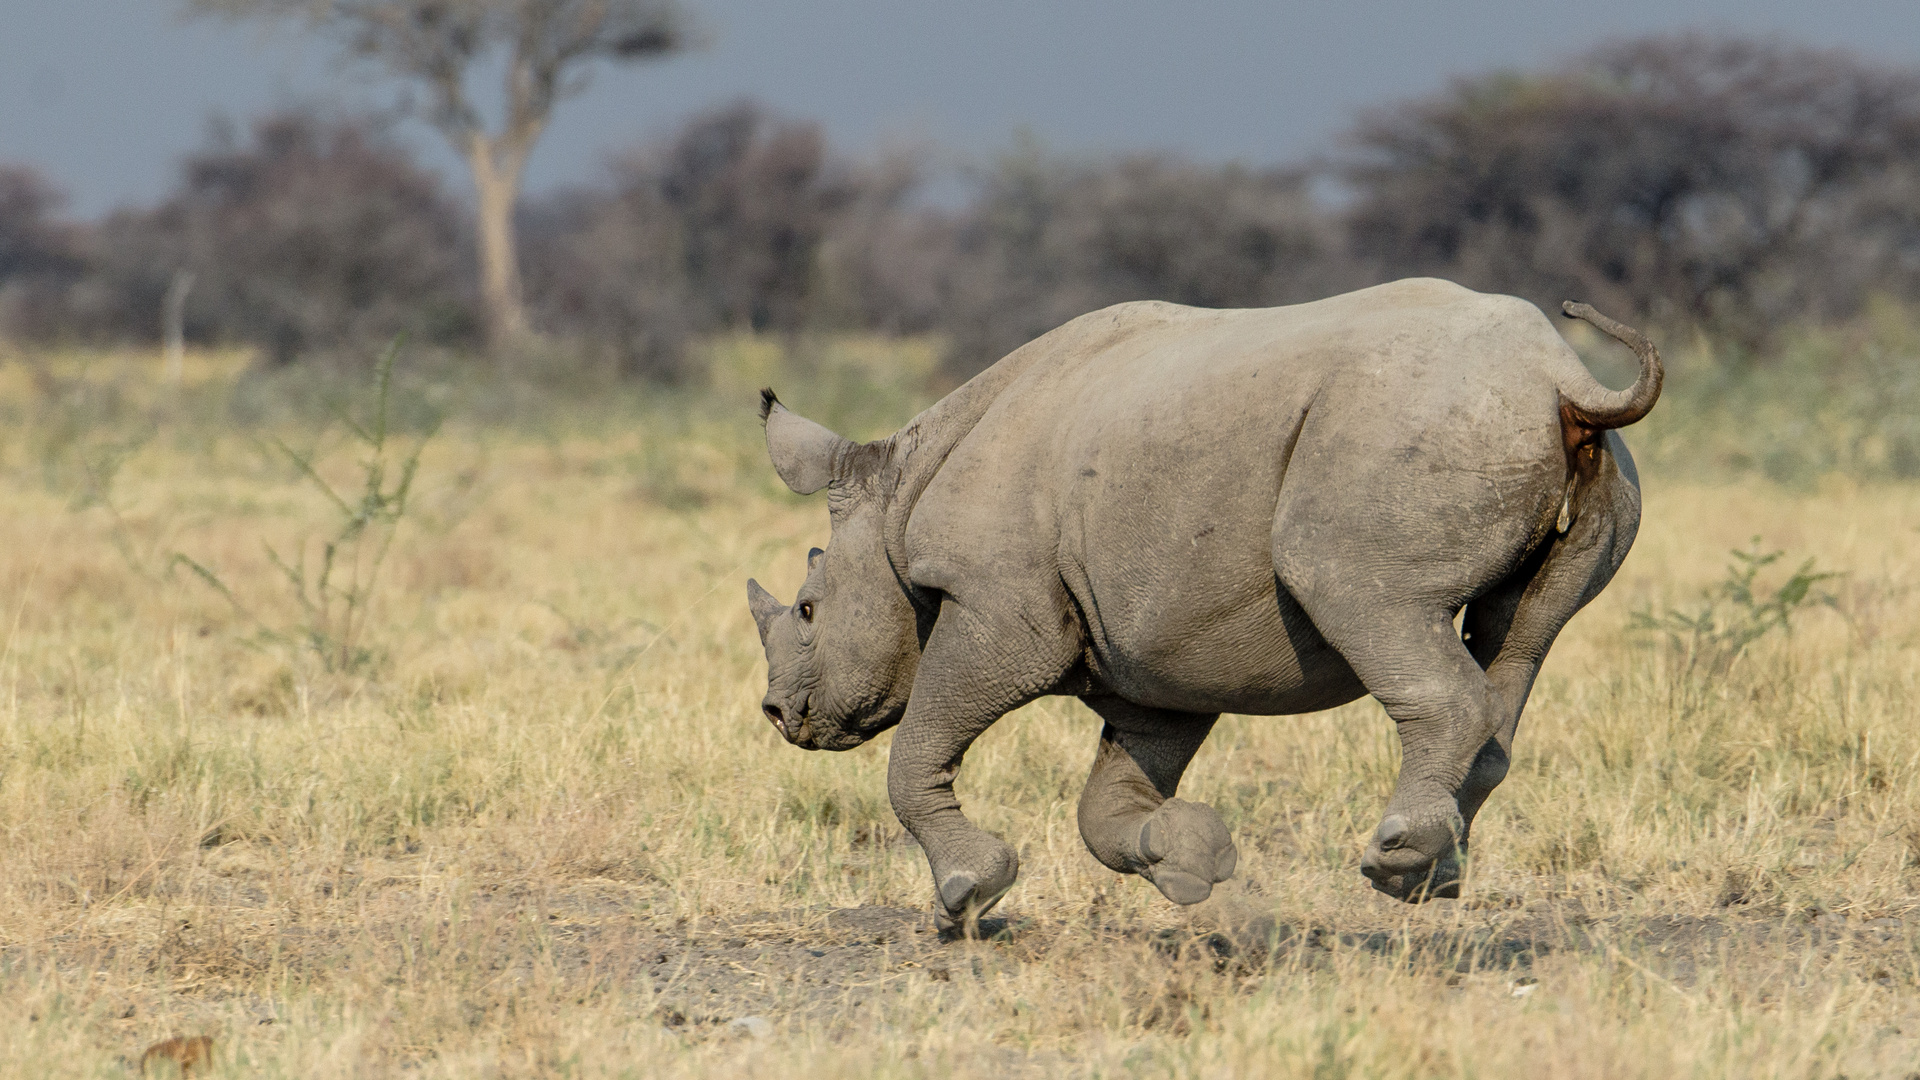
[1090,580,1374,714]
[1068,550,1367,717]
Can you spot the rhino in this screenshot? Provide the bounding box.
[746,278,1660,931]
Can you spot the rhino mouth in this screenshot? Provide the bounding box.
[765,692,819,749]
[766,691,893,752]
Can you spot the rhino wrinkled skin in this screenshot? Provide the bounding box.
[746,278,1660,932]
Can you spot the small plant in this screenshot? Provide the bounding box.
[177,337,438,673]
[1630,537,1837,685]
[71,433,159,579]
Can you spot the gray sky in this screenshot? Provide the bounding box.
[5,0,1920,218]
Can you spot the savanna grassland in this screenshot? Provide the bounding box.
[1,322,1918,1079]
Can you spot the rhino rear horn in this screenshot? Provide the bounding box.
[761,389,852,495]
[747,579,786,642]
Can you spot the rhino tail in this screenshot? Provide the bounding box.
[1556,301,1664,432]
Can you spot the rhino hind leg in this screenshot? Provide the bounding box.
[1077,702,1235,905]
[1455,437,1643,846]
[1137,800,1238,904]
[1276,559,1510,901]
[1274,434,1643,904]
[1335,612,1492,903]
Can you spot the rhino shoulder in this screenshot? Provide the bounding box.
[1017,299,1211,362]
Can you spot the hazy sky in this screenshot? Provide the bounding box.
[6,0,1920,217]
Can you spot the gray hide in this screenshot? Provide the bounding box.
[746,278,1659,932]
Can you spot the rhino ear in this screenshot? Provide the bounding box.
[761,388,851,495]
[747,579,786,642]
[807,547,824,572]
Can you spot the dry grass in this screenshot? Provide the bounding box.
[1,336,1917,1078]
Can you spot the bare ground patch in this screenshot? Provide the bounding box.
[18,857,1918,1075]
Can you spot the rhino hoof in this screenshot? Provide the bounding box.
[1360,813,1462,903]
[933,846,1018,936]
[1149,868,1216,905]
[1138,798,1238,906]
[937,871,982,915]
[935,872,1011,937]
[1364,863,1462,903]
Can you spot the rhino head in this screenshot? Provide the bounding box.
[746,391,921,751]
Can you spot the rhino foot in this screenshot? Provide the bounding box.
[1359,812,1462,902]
[1137,798,1238,906]
[931,841,1019,937]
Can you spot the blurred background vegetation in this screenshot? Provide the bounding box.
[2,30,1920,484]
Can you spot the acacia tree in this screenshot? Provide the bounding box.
[191,0,684,350]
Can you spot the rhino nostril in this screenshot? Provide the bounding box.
[763,703,785,733]
[1375,815,1410,851]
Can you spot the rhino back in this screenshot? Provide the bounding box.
[904,279,1582,711]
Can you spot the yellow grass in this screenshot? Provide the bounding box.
[1,338,1917,1077]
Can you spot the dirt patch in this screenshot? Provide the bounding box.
[542,900,1913,1036]
[16,872,1916,1067]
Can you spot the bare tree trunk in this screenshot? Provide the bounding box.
[468,133,531,350]
[163,269,195,383]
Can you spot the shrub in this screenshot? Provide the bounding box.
[936,143,1348,380]
[73,111,476,361]
[1345,34,1920,346]
[0,165,85,341]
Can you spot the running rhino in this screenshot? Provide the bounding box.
[746,278,1660,930]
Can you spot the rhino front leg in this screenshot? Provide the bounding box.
[889,715,1020,936]
[888,596,1080,936]
[1078,700,1235,905]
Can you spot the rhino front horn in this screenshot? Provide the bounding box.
[746,579,786,642]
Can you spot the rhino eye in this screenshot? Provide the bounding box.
[798,601,814,622]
